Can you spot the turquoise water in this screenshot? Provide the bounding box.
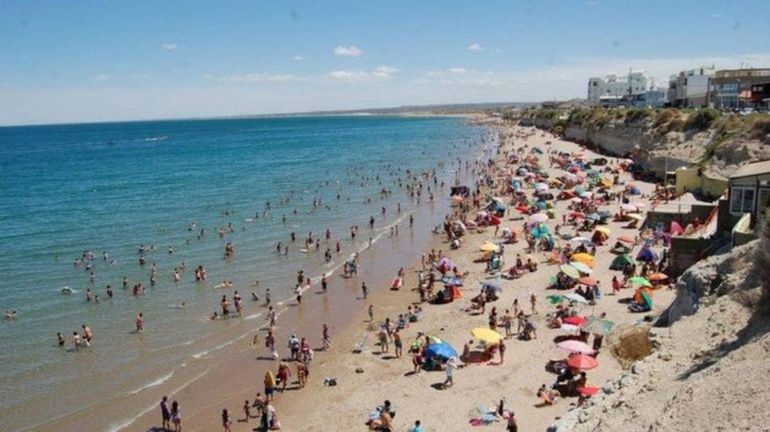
[0,115,486,430]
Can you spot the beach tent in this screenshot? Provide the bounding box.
[425,342,458,361]
[610,254,634,270]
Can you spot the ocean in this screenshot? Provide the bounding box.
[0,115,490,431]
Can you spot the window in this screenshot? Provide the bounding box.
[730,187,756,214]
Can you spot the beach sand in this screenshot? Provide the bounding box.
[137,123,675,432]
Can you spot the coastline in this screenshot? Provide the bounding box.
[72,121,493,432]
[253,121,675,431]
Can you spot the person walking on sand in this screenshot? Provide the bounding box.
[368,304,374,322]
[221,408,232,432]
[442,356,459,388]
[498,339,506,365]
[361,282,368,299]
[530,293,538,315]
[160,396,171,431]
[322,324,331,350]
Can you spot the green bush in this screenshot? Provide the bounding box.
[684,108,721,131]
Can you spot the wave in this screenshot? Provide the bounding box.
[143,136,168,142]
[128,370,174,395]
[191,332,249,360]
[105,369,209,432]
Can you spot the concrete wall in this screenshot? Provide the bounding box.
[732,213,756,246]
[675,167,728,198]
[669,236,714,276]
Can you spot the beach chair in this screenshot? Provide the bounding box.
[353,334,369,353]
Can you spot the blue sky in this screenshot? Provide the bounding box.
[1,0,769,125]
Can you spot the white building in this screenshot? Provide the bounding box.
[587,71,650,105]
[666,66,715,107]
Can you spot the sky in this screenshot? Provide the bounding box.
[1,0,769,125]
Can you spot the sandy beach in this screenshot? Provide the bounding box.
[156,121,675,432]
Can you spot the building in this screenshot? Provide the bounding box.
[710,68,770,110]
[626,88,666,108]
[727,160,770,222]
[666,66,715,108]
[587,71,650,106]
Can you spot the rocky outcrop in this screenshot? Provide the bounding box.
[547,239,770,432]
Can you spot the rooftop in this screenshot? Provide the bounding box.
[729,160,770,179]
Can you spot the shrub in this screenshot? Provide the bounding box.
[684,108,721,131]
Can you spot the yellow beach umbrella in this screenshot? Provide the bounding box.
[471,327,503,344]
[627,213,644,221]
[595,226,611,235]
[571,253,595,267]
[480,242,499,252]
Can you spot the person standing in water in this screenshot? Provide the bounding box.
[136,313,144,332]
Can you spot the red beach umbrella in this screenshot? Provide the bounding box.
[563,316,587,326]
[568,353,599,370]
[578,386,599,397]
[578,277,598,286]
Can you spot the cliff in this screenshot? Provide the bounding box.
[547,236,770,432]
[515,107,770,179]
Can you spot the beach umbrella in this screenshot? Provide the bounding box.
[425,342,458,361]
[480,242,500,252]
[570,261,593,275]
[565,293,589,305]
[560,323,582,332]
[595,226,611,235]
[617,235,634,244]
[629,276,652,287]
[529,213,549,223]
[547,294,565,305]
[556,340,594,354]
[610,254,634,270]
[481,280,502,292]
[648,273,668,282]
[620,204,637,212]
[563,316,587,326]
[670,221,684,235]
[578,386,600,397]
[578,276,598,286]
[571,253,595,267]
[437,257,454,268]
[627,213,644,221]
[636,247,658,263]
[471,327,503,344]
[582,317,615,335]
[569,236,591,244]
[560,264,581,280]
[568,353,599,370]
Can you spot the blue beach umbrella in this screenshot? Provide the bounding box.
[442,276,463,286]
[425,342,458,361]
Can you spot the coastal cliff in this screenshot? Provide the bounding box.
[547,235,770,432]
[516,107,770,179]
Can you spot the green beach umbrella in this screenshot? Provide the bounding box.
[629,276,652,287]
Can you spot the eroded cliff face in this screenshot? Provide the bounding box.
[547,238,770,432]
[518,111,770,179]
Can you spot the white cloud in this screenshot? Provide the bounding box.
[326,65,399,82]
[208,72,298,83]
[131,74,151,80]
[292,55,304,61]
[333,46,363,57]
[467,43,486,52]
[708,13,723,19]
[93,74,109,81]
[161,43,178,51]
